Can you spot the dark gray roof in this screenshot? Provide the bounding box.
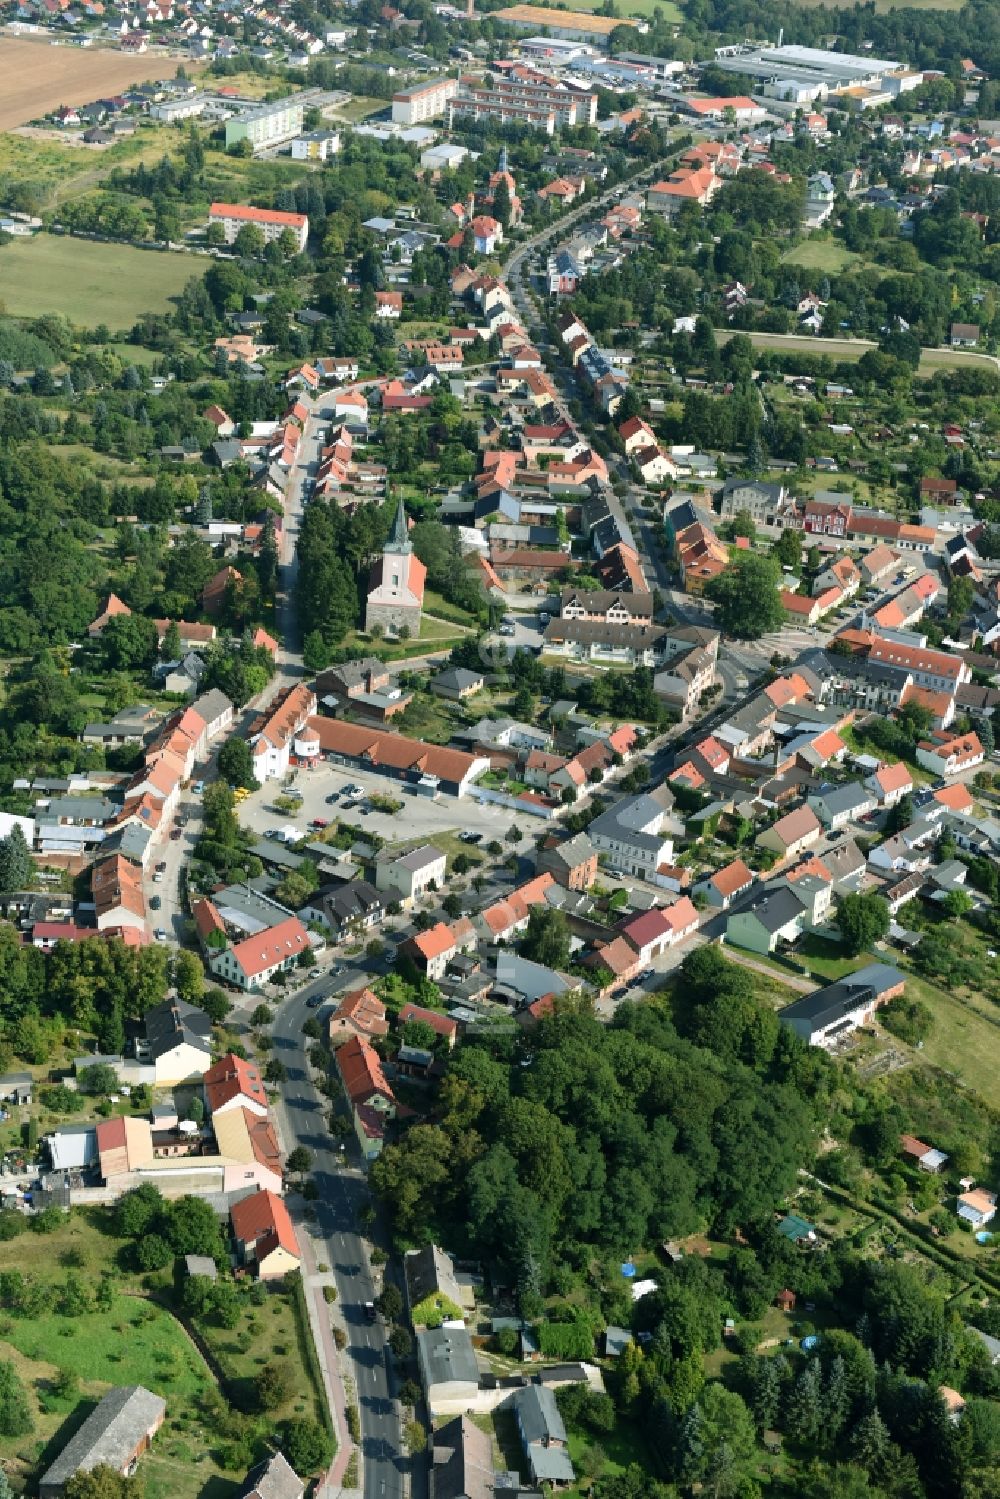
[779,962,903,1032]
[418,1325,480,1387]
[191,688,233,725]
[316,879,382,927]
[40,1386,166,1493]
[144,997,213,1060]
[740,886,808,934]
[513,1383,566,1445]
[406,1243,463,1309]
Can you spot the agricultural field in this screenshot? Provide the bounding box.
[0,38,201,132]
[537,0,684,18]
[0,234,197,328]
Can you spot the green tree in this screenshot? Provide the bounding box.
[836,892,890,956]
[234,223,265,257]
[64,1467,143,1499]
[286,1146,313,1177]
[0,825,33,893]
[942,888,973,921]
[0,1360,32,1436]
[774,529,803,573]
[280,1417,334,1474]
[519,906,570,969]
[705,553,785,639]
[173,950,205,1005]
[376,1283,403,1321]
[217,737,258,790]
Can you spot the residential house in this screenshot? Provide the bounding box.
[328,987,389,1047]
[866,761,913,807]
[203,1053,269,1119]
[247,684,317,783]
[778,963,905,1048]
[143,998,213,1084]
[695,858,754,909]
[429,1415,496,1499]
[299,880,384,940]
[807,782,876,831]
[230,1189,301,1280]
[512,1384,575,1488]
[209,916,312,991]
[239,1454,303,1499]
[915,732,984,777]
[336,1035,397,1160]
[374,844,447,905]
[756,804,823,862]
[535,831,599,890]
[726,885,810,954]
[588,789,678,881]
[398,1003,458,1050]
[958,1188,997,1228]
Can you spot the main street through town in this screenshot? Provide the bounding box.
[272,966,407,1499]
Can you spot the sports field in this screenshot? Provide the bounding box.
[0,234,198,328]
[0,37,199,131]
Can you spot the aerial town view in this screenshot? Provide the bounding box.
[3,0,1000,1494]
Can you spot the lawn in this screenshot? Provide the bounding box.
[0,1208,324,1499]
[0,235,198,328]
[718,329,1000,376]
[423,589,479,627]
[894,970,1000,1108]
[781,240,861,274]
[327,95,387,122]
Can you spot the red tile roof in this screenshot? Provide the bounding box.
[211,202,307,229]
[231,1188,300,1260]
[228,917,310,979]
[336,1035,394,1108]
[398,1003,458,1039]
[711,859,753,897]
[204,1053,267,1114]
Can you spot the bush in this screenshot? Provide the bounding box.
[880,995,933,1045]
[322,1285,337,1304]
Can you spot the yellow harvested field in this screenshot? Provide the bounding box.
[0,37,200,131]
[493,3,640,34]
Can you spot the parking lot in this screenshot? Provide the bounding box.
[237,757,545,850]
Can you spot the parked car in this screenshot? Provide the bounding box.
[153,872,164,884]
[150,896,161,911]
[310,818,329,830]
[192,781,204,794]
[170,829,182,841]
[306,995,322,1009]
[154,928,167,942]
[155,861,167,872]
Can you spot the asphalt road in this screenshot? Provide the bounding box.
[272,969,409,1499]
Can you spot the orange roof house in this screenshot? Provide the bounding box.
[231,1189,301,1280]
[88,593,132,637]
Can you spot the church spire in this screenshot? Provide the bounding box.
[386,496,411,554]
